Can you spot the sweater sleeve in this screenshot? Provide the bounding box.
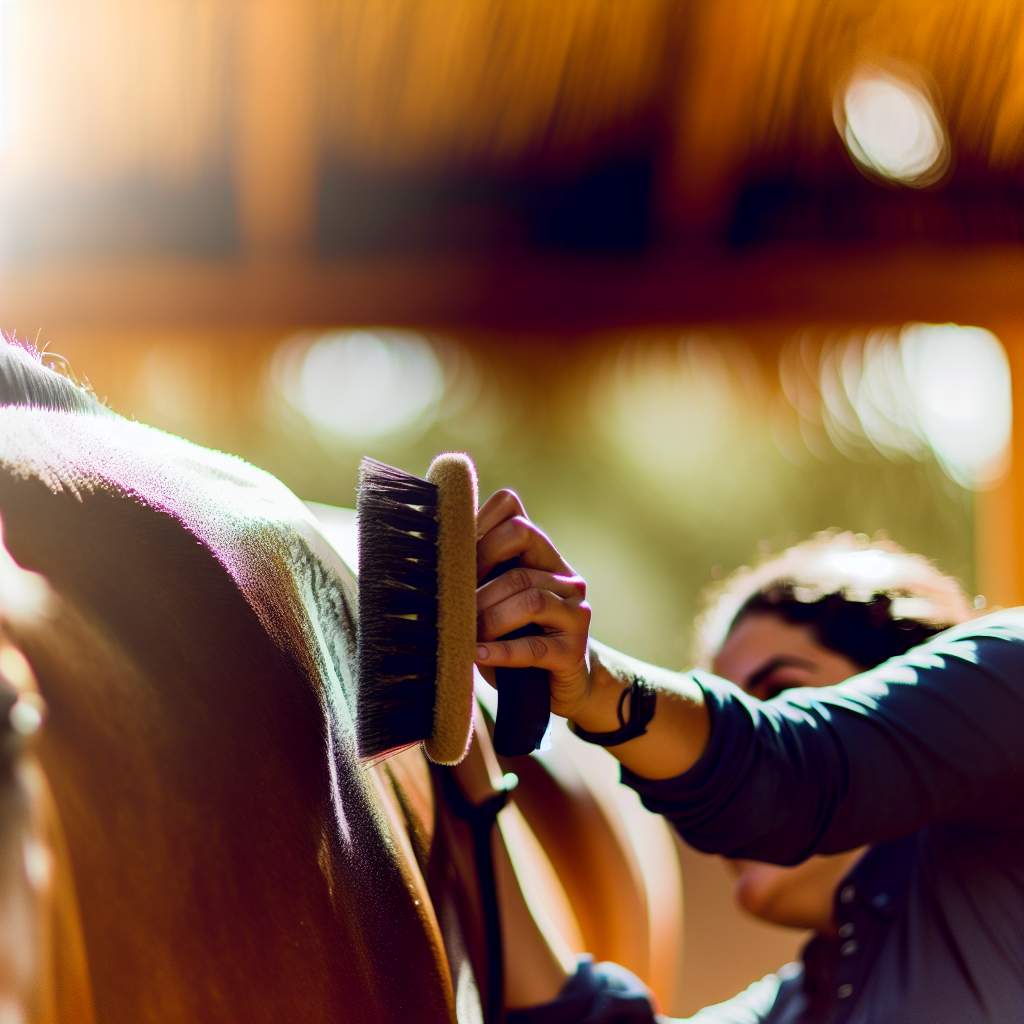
[505,957,805,1024]
[681,964,806,1024]
[622,609,1024,864]
[505,957,657,1024]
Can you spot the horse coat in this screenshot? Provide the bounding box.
[0,403,473,1022]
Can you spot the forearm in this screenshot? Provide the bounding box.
[568,640,711,780]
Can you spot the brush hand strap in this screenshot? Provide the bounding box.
[440,768,519,826]
[493,653,551,757]
[437,767,519,1024]
[570,676,657,747]
[486,559,552,758]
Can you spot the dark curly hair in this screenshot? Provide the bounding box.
[695,532,973,671]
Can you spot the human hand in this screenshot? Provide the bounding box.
[475,489,593,719]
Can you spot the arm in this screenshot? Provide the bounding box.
[475,490,1024,863]
[618,617,1024,862]
[475,490,711,780]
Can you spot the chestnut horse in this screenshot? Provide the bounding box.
[0,342,684,1022]
[0,342,473,1021]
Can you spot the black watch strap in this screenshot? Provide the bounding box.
[570,676,657,747]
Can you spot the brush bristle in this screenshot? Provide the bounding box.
[356,457,440,760]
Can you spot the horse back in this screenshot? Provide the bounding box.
[0,409,457,1023]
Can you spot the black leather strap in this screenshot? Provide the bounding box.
[441,767,519,828]
[438,767,519,1024]
[570,677,657,747]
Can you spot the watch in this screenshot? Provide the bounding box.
[570,676,657,747]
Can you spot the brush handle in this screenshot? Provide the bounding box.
[487,560,552,757]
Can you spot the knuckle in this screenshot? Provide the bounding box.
[508,568,532,594]
[498,640,514,661]
[523,587,545,615]
[478,608,499,637]
[548,633,569,654]
[527,636,548,659]
[510,517,532,544]
[578,600,592,625]
[497,489,524,515]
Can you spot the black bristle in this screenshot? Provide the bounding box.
[356,457,440,760]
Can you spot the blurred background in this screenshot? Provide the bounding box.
[4,0,1024,1013]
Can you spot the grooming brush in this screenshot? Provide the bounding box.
[356,452,551,763]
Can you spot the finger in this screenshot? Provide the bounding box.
[476,489,526,540]
[477,516,572,581]
[478,588,591,642]
[477,568,585,614]
[476,633,586,671]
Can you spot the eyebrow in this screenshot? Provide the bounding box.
[745,655,818,694]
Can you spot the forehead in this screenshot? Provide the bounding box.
[710,612,850,687]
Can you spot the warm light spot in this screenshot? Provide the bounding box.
[8,695,43,738]
[22,838,51,892]
[844,333,925,460]
[809,325,1011,490]
[273,330,446,442]
[590,338,762,489]
[0,647,33,696]
[900,324,1011,488]
[838,67,949,187]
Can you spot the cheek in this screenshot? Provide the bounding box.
[731,862,802,919]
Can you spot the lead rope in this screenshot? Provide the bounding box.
[438,766,519,1024]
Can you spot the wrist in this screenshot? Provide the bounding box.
[563,643,629,732]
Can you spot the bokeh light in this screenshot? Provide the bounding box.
[900,324,1011,488]
[272,329,446,442]
[589,337,763,493]
[837,66,949,187]
[798,325,1010,489]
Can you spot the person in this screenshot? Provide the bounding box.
[473,489,1024,1023]
[694,531,971,940]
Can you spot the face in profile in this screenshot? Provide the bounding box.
[711,612,866,933]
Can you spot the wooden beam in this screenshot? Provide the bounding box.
[976,330,1024,607]
[235,2,317,258]
[4,246,1024,335]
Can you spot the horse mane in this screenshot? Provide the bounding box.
[0,336,110,416]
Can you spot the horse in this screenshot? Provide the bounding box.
[0,340,684,1022]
